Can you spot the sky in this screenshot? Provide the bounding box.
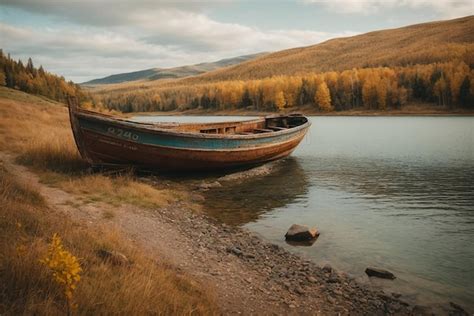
[1,0,472,83]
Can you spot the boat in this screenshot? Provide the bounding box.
[67,97,311,172]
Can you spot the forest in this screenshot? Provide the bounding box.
[0,50,86,103]
[95,60,473,113]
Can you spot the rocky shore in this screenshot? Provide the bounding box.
[5,153,469,315]
[158,200,468,315]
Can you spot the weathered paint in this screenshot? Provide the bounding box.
[80,129,306,171]
[77,116,307,150]
[67,97,311,171]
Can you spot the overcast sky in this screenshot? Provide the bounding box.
[1,0,472,82]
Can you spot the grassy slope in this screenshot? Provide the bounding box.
[184,15,473,82]
[90,16,473,97]
[0,87,218,315]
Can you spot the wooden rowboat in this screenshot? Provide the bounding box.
[67,98,311,172]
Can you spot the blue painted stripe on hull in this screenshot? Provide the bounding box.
[78,117,306,150]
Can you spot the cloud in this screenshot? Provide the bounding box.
[0,22,194,82]
[1,0,231,27]
[2,1,353,51]
[303,0,474,17]
[137,9,355,51]
[0,13,354,83]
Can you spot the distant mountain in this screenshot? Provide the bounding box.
[182,15,474,83]
[82,53,267,85]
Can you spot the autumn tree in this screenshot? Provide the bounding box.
[0,71,6,86]
[362,72,378,109]
[95,60,473,113]
[274,91,286,110]
[376,78,388,110]
[314,82,332,111]
[0,52,87,103]
[433,76,448,106]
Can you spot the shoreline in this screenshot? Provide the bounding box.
[4,152,470,315]
[125,105,474,118]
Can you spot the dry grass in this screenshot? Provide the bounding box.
[0,87,217,314]
[17,136,87,174]
[58,173,179,208]
[0,87,70,153]
[0,165,218,315]
[0,87,185,209]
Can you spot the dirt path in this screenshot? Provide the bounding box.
[2,152,438,315]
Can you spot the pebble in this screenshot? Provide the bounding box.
[228,247,243,256]
[295,287,305,295]
[327,295,336,304]
[327,273,339,283]
[333,289,343,296]
[307,276,318,283]
[322,264,333,273]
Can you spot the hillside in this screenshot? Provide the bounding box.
[91,16,474,114]
[179,15,473,83]
[0,51,87,102]
[83,52,267,85]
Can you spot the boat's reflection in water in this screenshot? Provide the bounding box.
[201,157,309,226]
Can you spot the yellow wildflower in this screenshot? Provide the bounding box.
[41,233,82,310]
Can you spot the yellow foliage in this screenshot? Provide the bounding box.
[274,91,286,110]
[434,77,448,106]
[92,61,472,112]
[314,82,332,112]
[81,101,94,110]
[40,233,82,302]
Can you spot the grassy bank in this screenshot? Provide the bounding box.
[0,87,218,314]
[0,86,187,208]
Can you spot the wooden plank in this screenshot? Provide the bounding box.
[237,132,253,135]
[269,126,288,131]
[254,128,274,133]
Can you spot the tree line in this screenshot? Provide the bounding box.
[0,50,86,102]
[96,60,473,113]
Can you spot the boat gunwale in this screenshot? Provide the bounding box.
[80,125,308,152]
[75,110,311,140]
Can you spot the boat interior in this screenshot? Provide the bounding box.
[76,106,308,136]
[165,115,308,135]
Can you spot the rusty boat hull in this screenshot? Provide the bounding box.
[68,99,311,172]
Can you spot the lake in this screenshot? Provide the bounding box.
[133,115,474,310]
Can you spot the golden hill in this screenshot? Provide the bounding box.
[179,15,473,83]
[91,16,474,114]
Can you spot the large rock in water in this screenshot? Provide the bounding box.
[365,267,396,280]
[285,224,320,241]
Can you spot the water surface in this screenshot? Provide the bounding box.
[134,115,474,310]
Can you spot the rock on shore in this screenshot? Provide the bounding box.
[285,224,320,241]
[365,267,396,280]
